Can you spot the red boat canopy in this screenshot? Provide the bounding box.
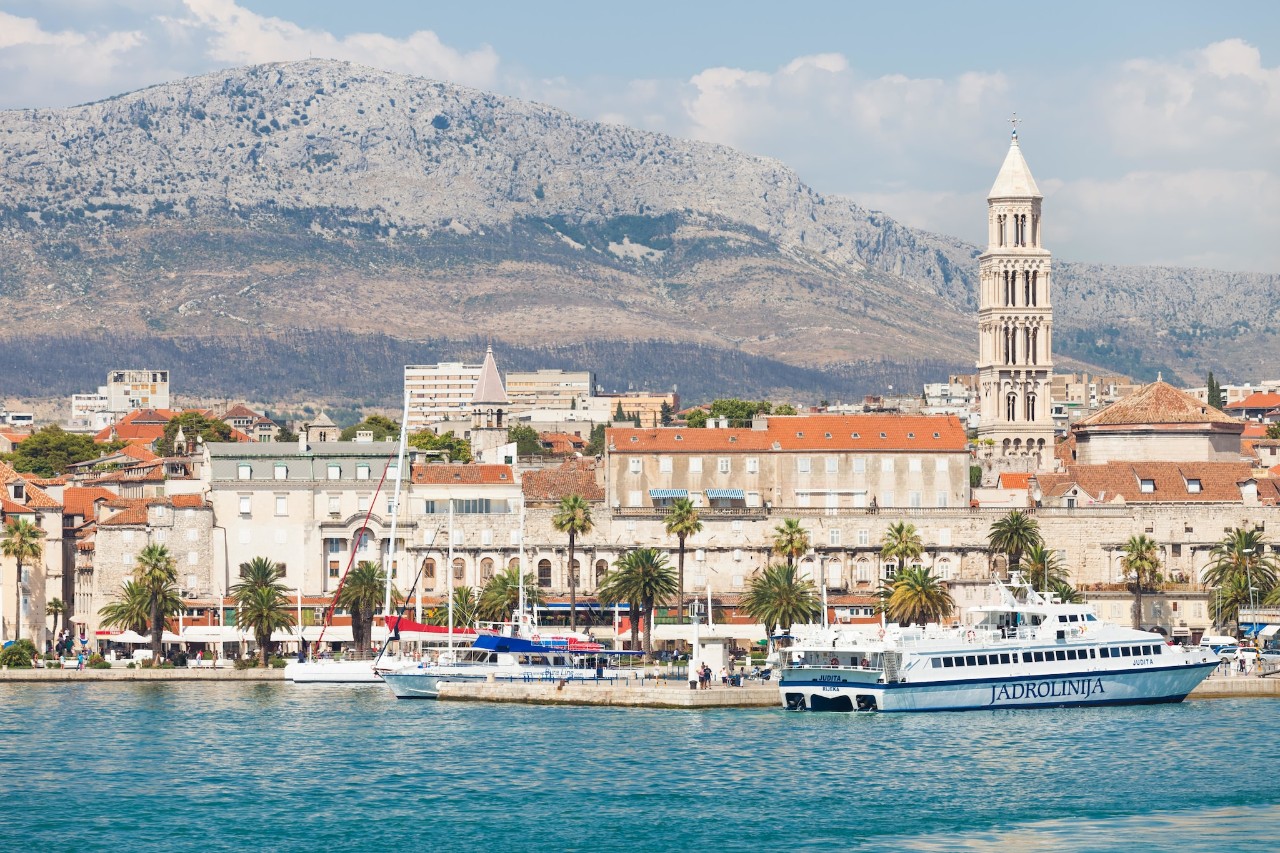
[385,615,478,636]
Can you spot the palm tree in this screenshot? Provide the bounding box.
[552,494,594,632]
[46,597,66,638]
[663,498,703,624]
[134,544,179,660]
[98,580,153,634]
[1022,543,1068,593]
[336,560,392,654]
[230,557,296,665]
[1050,580,1083,604]
[772,519,810,570]
[884,565,954,626]
[427,587,480,629]
[2,517,45,641]
[740,563,821,640]
[1203,527,1279,636]
[1212,574,1252,635]
[988,509,1042,575]
[880,521,924,578]
[597,548,677,659]
[477,565,543,623]
[1121,534,1162,630]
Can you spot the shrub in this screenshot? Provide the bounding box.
[233,657,260,670]
[89,660,112,670]
[269,657,289,669]
[87,653,106,666]
[0,639,38,668]
[126,663,136,669]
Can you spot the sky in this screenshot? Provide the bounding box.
[0,0,1277,272]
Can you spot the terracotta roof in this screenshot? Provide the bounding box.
[1226,392,1280,411]
[411,463,516,485]
[998,472,1032,490]
[608,414,967,454]
[0,461,61,508]
[1258,478,1280,506]
[24,474,69,486]
[62,487,119,519]
[100,505,149,526]
[1076,382,1241,428]
[1243,423,1271,438]
[170,495,207,508]
[0,496,35,515]
[522,459,605,502]
[0,431,28,444]
[222,403,261,420]
[1034,461,1254,504]
[120,444,160,462]
[540,432,588,454]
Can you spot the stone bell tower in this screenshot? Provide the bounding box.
[976,123,1056,465]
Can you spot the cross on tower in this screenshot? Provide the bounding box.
[1009,112,1020,139]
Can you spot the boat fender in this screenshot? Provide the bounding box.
[966,630,976,643]
[1079,625,1087,635]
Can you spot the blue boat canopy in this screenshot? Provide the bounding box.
[706,488,745,499]
[649,489,688,498]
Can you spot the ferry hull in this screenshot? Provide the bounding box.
[780,661,1219,713]
[285,658,406,684]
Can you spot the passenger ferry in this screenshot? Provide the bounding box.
[778,572,1218,713]
[382,632,635,699]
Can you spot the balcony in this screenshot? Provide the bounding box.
[614,506,767,519]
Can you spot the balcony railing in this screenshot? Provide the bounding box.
[612,504,1132,519]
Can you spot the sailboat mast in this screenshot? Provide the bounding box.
[384,388,411,618]
[518,496,527,618]
[446,499,455,652]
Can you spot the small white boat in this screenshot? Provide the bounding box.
[778,572,1218,713]
[284,654,410,684]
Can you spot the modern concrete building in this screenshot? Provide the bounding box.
[404,361,483,431]
[104,369,170,414]
[505,369,593,411]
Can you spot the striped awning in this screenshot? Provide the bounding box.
[706,488,745,499]
[649,489,688,499]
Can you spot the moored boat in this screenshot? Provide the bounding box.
[778,572,1218,713]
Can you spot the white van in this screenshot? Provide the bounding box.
[1198,635,1239,660]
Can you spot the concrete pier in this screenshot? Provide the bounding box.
[0,666,285,682]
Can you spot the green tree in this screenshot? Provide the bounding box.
[1267,423,1280,440]
[659,402,674,426]
[663,498,703,624]
[740,563,821,639]
[335,560,393,654]
[707,399,772,427]
[46,597,66,638]
[614,401,626,421]
[507,424,542,456]
[552,494,594,631]
[156,412,232,456]
[584,423,606,456]
[230,557,296,665]
[2,517,45,641]
[1207,372,1224,410]
[1022,543,1068,592]
[597,548,677,659]
[772,519,810,569]
[98,580,153,634]
[274,421,298,444]
[0,638,37,668]
[409,430,473,462]
[773,403,799,415]
[1203,527,1279,637]
[338,414,400,442]
[427,587,480,629]
[987,510,1042,575]
[880,522,925,576]
[134,543,180,660]
[2,425,115,477]
[1212,574,1253,635]
[884,566,954,626]
[684,409,708,429]
[969,465,983,489]
[1050,581,1083,604]
[478,565,543,622]
[1121,534,1163,630]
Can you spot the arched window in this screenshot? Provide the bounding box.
[1006,394,1017,422]
[508,557,520,573]
[936,559,953,581]
[452,557,465,581]
[1026,393,1037,422]
[1030,270,1038,305]
[480,558,494,581]
[537,559,552,588]
[1024,327,1032,365]
[595,559,608,587]
[354,528,373,553]
[422,558,436,580]
[568,558,581,588]
[1024,270,1032,305]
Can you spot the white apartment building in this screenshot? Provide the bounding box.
[405,362,482,431]
[505,369,593,411]
[104,369,170,413]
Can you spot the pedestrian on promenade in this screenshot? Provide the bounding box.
[76,651,84,671]
[720,666,729,686]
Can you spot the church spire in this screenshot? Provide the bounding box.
[471,345,508,405]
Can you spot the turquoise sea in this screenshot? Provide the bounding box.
[2,683,1276,852]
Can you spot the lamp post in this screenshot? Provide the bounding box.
[1243,548,1256,641]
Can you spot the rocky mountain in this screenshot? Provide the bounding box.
[0,59,1275,402]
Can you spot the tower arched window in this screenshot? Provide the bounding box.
[1006,393,1017,422]
[1030,271,1038,306]
[1024,270,1032,306]
[1026,393,1037,422]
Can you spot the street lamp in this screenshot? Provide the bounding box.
[1243,548,1256,641]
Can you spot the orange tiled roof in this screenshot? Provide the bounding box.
[1226,392,1280,411]
[62,487,119,519]
[222,403,261,421]
[411,464,516,485]
[0,461,61,508]
[1242,423,1271,438]
[100,505,149,526]
[0,496,35,515]
[1076,382,1241,427]
[120,444,160,462]
[1034,461,1254,504]
[607,414,967,453]
[998,472,1032,490]
[170,495,207,508]
[522,459,605,501]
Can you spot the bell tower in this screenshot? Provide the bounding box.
[976,122,1056,464]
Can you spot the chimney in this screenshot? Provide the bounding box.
[751,415,768,431]
[356,430,374,443]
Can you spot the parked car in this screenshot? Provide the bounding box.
[1198,635,1239,661]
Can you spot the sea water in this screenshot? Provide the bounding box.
[1,683,1275,852]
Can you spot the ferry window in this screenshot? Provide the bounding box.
[1086,614,1098,621]
[1089,649,1096,658]
[1153,645,1163,655]
[942,658,953,668]
[1141,645,1152,655]
[1033,652,1044,663]
[1121,647,1132,656]
[1055,650,1066,661]
[1068,614,1079,622]
[965,655,977,666]
[1000,654,1011,664]
[1100,648,1110,658]
[1066,650,1077,660]
[1058,615,1068,623]
[977,655,987,665]
[932,658,942,668]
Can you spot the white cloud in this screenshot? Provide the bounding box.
[176,0,499,87]
[0,11,150,107]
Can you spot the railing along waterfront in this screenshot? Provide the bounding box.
[614,505,1132,519]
